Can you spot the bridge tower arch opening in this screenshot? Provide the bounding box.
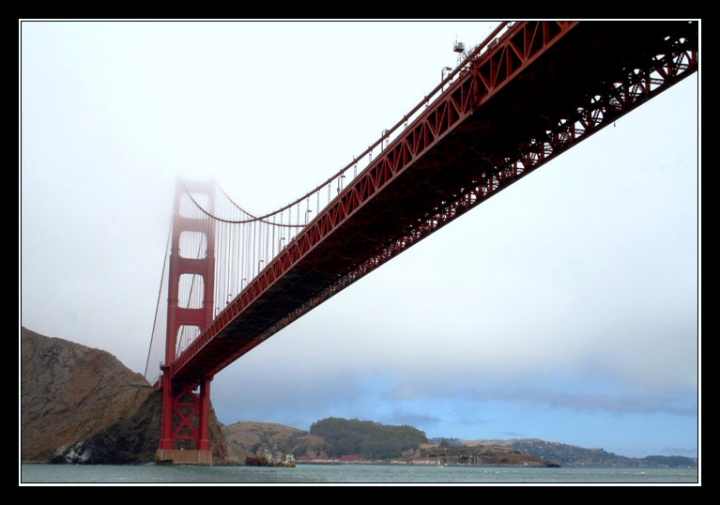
[156,179,216,466]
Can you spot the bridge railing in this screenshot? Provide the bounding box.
[327,22,512,211]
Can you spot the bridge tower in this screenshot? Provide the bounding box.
[156,180,216,466]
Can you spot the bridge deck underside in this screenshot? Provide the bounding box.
[174,21,696,384]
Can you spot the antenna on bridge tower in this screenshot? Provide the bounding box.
[453,37,466,65]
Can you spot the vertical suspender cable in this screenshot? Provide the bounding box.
[145,224,172,380]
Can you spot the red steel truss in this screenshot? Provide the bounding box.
[163,20,697,412]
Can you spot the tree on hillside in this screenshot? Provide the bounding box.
[309,417,427,459]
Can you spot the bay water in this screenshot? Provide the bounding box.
[20,463,699,485]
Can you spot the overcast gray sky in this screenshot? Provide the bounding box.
[20,20,699,459]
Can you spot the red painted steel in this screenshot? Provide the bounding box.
[162,20,698,406]
[158,181,215,457]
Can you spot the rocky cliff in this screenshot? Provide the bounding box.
[20,326,230,464]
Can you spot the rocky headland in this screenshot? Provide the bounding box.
[20,326,230,464]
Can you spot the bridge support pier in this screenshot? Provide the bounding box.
[156,449,214,466]
[156,375,214,466]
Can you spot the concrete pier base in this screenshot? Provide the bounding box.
[156,449,213,466]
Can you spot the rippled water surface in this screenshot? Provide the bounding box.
[21,463,699,485]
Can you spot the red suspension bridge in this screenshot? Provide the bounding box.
[144,21,698,465]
